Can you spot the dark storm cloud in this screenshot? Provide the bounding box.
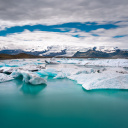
[0,0,128,24]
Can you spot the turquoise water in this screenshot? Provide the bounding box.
[0,60,128,128]
[0,76,128,128]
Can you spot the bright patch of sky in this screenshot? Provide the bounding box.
[0,22,118,36]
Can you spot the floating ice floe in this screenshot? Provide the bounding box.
[76,59,128,67]
[11,71,47,85]
[18,65,45,72]
[38,67,106,78]
[45,57,60,64]
[58,58,128,67]
[0,73,14,83]
[0,58,128,89]
[37,68,58,77]
[60,58,81,64]
[0,67,17,74]
[68,67,128,90]
[0,62,46,85]
[68,73,128,90]
[38,67,128,90]
[1,59,45,68]
[0,65,45,74]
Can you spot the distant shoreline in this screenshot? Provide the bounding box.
[0,53,128,60]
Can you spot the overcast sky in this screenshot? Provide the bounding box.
[0,0,128,50]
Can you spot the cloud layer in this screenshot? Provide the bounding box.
[0,0,128,49]
[0,29,128,51]
[0,0,128,27]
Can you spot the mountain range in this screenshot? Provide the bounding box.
[0,45,128,58]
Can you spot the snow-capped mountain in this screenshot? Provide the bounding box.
[95,46,119,53]
[40,45,91,57]
[0,45,127,58]
[39,45,119,57]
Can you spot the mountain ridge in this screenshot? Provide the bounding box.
[0,46,128,58]
[73,49,128,58]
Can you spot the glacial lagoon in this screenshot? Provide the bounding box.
[0,58,128,128]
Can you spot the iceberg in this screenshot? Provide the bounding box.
[0,67,17,74]
[0,73,14,83]
[37,69,58,77]
[18,65,45,72]
[0,58,128,90]
[68,67,128,90]
[45,57,60,64]
[0,65,45,74]
[60,58,80,64]
[29,76,47,85]
[38,67,105,79]
[37,67,128,90]
[58,58,128,67]
[76,59,128,67]
[11,71,47,85]
[1,59,45,68]
[45,60,60,64]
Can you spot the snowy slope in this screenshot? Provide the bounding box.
[95,46,118,53]
[40,45,119,57]
[40,45,91,57]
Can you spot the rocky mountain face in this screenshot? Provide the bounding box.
[73,49,128,58]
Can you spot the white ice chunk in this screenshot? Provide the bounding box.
[29,76,47,85]
[37,69,58,77]
[38,67,128,90]
[68,68,128,90]
[0,65,45,74]
[18,65,45,72]
[38,67,104,79]
[11,71,47,85]
[76,59,128,67]
[0,73,14,83]
[0,67,17,74]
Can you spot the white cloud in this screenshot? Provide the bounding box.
[0,29,128,51]
[90,25,128,37]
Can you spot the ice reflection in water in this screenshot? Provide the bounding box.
[20,83,46,95]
